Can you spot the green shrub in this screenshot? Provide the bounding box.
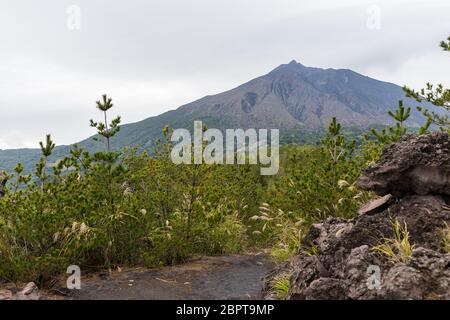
[270,274,291,300]
[0,129,263,283]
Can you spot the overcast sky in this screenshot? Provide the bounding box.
[0,0,449,149]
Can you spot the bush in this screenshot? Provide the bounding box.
[265,118,374,229]
[0,135,262,283]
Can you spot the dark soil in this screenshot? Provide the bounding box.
[50,253,273,300]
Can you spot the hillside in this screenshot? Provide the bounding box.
[0,60,431,173]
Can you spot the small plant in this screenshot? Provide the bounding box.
[36,134,56,187]
[270,274,291,300]
[303,243,319,257]
[90,94,121,152]
[251,203,304,262]
[403,36,450,133]
[370,100,411,144]
[337,179,373,211]
[372,220,415,264]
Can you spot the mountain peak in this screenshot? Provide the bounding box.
[270,59,305,74]
[287,59,305,68]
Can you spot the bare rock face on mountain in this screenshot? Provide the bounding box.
[262,133,450,300]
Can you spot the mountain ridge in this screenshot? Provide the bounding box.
[0,60,432,173]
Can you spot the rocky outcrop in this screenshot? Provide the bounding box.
[357,133,450,197]
[263,133,450,300]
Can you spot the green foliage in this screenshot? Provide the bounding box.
[90,94,121,152]
[39,134,56,158]
[303,243,319,257]
[270,274,291,300]
[0,122,263,282]
[250,203,304,263]
[370,100,411,144]
[403,36,450,133]
[441,36,450,51]
[265,119,373,230]
[36,134,56,187]
[1,113,380,283]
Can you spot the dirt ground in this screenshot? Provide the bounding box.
[37,252,273,300]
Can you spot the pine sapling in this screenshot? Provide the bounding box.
[90,94,121,152]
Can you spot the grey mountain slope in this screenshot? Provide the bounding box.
[0,60,434,173]
[170,60,426,129]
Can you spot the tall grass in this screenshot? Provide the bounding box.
[372,220,415,264]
